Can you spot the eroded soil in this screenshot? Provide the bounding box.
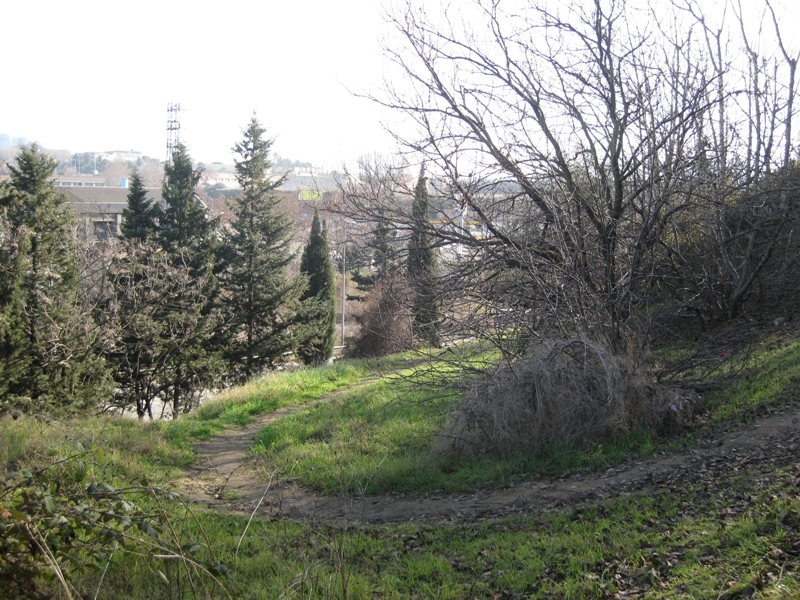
[178,396,800,524]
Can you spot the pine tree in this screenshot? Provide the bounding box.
[297,209,336,364]
[0,194,27,404]
[159,143,216,270]
[217,116,302,380]
[108,174,162,416]
[0,145,110,410]
[121,171,160,241]
[407,165,441,347]
[154,142,220,415]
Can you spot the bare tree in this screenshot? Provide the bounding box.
[667,0,800,322]
[138,160,165,189]
[102,159,131,187]
[335,0,727,356]
[331,0,800,456]
[333,0,800,363]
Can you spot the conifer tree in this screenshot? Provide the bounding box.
[217,116,302,380]
[0,191,27,404]
[407,165,441,347]
[350,208,398,298]
[297,208,336,364]
[0,145,110,410]
[153,142,220,415]
[159,143,216,270]
[107,173,162,416]
[121,171,159,241]
[104,239,214,419]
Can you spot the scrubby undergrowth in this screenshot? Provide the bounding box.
[439,338,693,457]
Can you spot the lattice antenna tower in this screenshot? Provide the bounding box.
[166,102,181,164]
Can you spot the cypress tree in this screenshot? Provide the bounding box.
[297,209,336,365]
[350,208,397,298]
[217,116,302,380]
[407,165,441,347]
[105,238,213,419]
[121,171,160,241]
[0,145,110,410]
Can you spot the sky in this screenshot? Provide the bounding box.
[2,0,798,171]
[2,0,401,170]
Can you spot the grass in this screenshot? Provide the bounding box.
[3,333,800,598]
[703,338,800,421]
[249,331,800,496]
[0,413,192,477]
[159,356,417,451]
[63,461,800,598]
[253,377,457,494]
[11,405,789,600]
[252,373,665,494]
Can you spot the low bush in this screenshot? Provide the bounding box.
[438,338,692,457]
[347,277,414,358]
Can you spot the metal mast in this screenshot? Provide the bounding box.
[166,102,181,164]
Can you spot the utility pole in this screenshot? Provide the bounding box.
[341,223,346,346]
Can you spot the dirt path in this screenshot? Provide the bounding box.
[179,392,800,524]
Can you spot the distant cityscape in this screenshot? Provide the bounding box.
[0,133,343,243]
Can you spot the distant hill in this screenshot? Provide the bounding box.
[0,134,28,150]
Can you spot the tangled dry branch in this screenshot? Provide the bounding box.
[439,339,693,457]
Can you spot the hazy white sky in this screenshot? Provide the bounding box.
[3,0,798,170]
[2,0,399,169]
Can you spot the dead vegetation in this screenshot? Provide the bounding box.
[438,338,693,457]
[346,277,414,358]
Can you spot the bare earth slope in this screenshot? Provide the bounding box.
[178,396,800,524]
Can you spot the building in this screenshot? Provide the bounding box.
[54,175,107,188]
[98,150,143,163]
[58,185,160,241]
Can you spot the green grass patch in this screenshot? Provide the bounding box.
[252,372,667,495]
[67,461,800,599]
[161,333,800,496]
[161,358,404,447]
[0,414,191,476]
[253,377,458,494]
[249,346,519,495]
[4,337,800,599]
[702,338,800,421]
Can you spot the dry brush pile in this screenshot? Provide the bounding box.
[439,339,692,457]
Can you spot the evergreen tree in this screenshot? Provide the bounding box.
[217,116,302,380]
[372,212,398,279]
[159,143,216,270]
[0,195,27,404]
[154,142,220,415]
[297,209,336,365]
[0,145,110,411]
[407,165,441,347]
[121,171,160,241]
[107,173,161,416]
[104,239,216,419]
[350,208,398,298]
